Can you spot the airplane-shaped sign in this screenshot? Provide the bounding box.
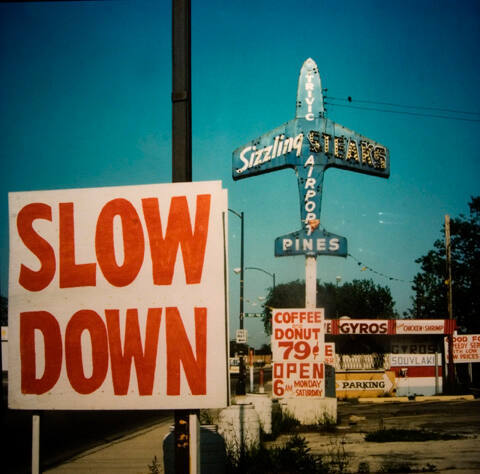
[232,58,389,257]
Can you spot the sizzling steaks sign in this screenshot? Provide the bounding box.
[232,58,389,258]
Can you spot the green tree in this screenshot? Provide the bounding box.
[261,278,397,334]
[409,196,480,332]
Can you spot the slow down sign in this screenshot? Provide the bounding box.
[8,181,228,410]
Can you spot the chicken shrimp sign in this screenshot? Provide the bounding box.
[8,181,229,410]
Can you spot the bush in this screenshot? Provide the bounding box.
[226,434,328,474]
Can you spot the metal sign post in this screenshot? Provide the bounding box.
[172,0,196,472]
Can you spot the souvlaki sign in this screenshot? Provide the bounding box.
[8,181,228,410]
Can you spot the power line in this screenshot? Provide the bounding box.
[324,101,480,123]
[327,95,480,117]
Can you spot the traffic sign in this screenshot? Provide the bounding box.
[236,329,248,343]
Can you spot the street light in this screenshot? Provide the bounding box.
[229,208,246,395]
[245,266,276,290]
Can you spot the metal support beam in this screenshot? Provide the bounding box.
[172,0,192,183]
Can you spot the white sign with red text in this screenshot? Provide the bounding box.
[271,308,324,399]
[396,320,445,334]
[8,181,228,410]
[324,342,335,366]
[446,334,480,364]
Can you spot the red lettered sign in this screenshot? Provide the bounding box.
[8,181,228,410]
[271,308,324,399]
[446,334,480,364]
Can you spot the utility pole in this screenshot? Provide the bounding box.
[445,215,455,391]
[172,1,198,472]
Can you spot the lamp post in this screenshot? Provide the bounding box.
[245,266,276,291]
[229,208,246,395]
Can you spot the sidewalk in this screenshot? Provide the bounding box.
[45,416,173,474]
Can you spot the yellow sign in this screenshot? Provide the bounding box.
[336,371,396,398]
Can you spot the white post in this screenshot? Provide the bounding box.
[189,413,200,474]
[249,348,254,392]
[305,256,317,308]
[32,414,40,474]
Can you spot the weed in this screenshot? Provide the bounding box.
[316,413,337,432]
[263,407,300,441]
[380,460,414,472]
[280,409,301,431]
[147,455,161,474]
[358,461,370,473]
[365,428,462,443]
[226,434,329,474]
[324,437,350,474]
[199,409,216,425]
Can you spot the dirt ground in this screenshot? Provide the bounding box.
[274,397,480,473]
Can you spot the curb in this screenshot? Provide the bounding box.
[358,394,475,403]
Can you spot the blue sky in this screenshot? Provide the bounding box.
[1,0,479,347]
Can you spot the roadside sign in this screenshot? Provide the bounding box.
[8,181,228,410]
[445,334,480,363]
[236,329,248,344]
[232,58,390,257]
[336,371,396,398]
[271,308,325,398]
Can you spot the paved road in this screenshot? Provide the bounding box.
[45,416,174,474]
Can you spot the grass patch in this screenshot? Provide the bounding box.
[263,408,300,440]
[365,428,462,443]
[379,460,414,472]
[226,434,329,474]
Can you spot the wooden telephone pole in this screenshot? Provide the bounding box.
[445,215,455,391]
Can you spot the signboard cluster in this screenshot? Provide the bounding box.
[327,319,456,335]
[8,181,229,410]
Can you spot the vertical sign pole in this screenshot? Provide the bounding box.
[249,349,254,393]
[237,212,246,395]
[172,1,196,472]
[189,412,200,474]
[305,256,317,308]
[445,215,455,391]
[172,0,192,183]
[32,414,40,474]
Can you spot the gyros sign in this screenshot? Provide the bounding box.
[8,181,228,410]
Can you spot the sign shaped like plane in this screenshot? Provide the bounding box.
[232,58,390,257]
